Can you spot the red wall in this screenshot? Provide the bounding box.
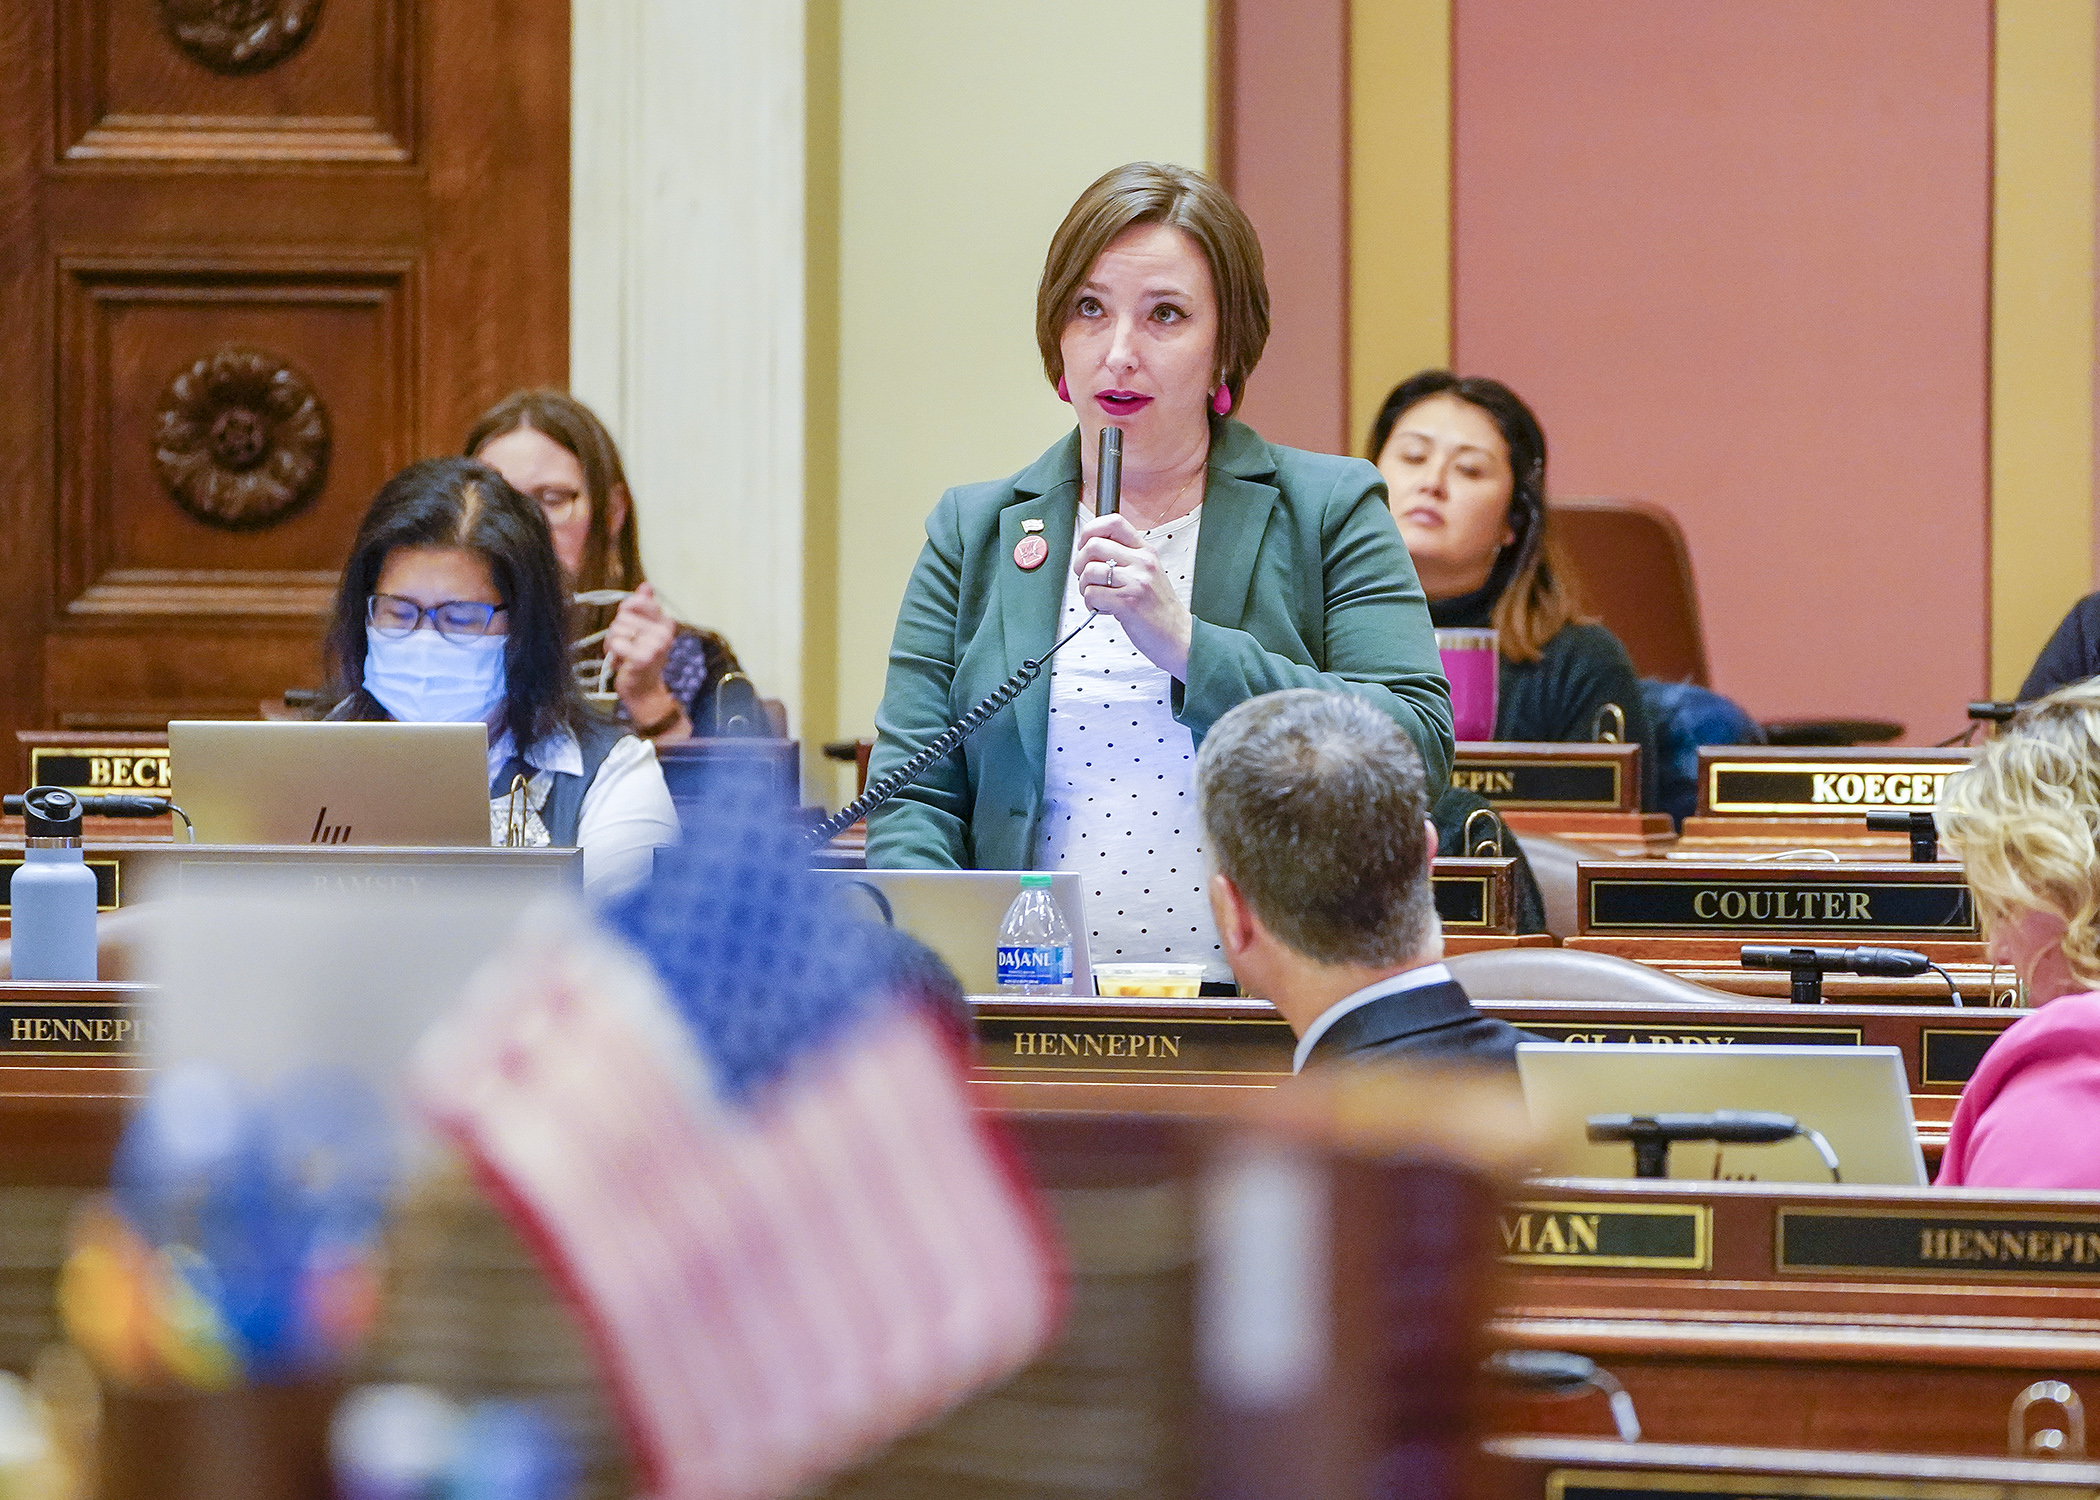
[1453,0,1991,742]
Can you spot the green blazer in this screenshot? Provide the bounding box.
[865,418,1453,870]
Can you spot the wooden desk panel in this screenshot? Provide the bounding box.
[1486,1437,2100,1498]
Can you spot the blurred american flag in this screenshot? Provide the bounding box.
[414,806,1062,1500]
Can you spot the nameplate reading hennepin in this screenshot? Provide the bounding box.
[1779,1207,2100,1281]
[976,1013,1294,1078]
[1500,1201,1709,1270]
[1544,1471,2046,1500]
[1450,747,1631,811]
[1582,866,1975,936]
[0,999,138,1057]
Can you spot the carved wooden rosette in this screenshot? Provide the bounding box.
[158,0,324,76]
[152,347,331,532]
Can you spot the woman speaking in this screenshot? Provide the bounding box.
[867,162,1451,980]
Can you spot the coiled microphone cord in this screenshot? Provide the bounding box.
[808,610,1101,847]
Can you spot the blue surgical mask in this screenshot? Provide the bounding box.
[363,628,507,724]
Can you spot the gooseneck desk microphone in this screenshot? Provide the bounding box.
[1739,943,1962,1006]
[1586,1110,1843,1182]
[809,426,1124,847]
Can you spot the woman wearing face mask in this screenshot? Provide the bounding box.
[467,389,748,745]
[1935,680,2100,1189]
[867,162,1450,984]
[1369,371,1660,811]
[322,457,679,898]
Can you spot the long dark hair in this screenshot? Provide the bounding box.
[1366,370,1588,661]
[325,457,586,745]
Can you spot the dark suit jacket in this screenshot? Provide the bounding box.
[1303,976,1531,1071]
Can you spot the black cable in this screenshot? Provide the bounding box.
[1928,962,1964,1007]
[808,611,1102,847]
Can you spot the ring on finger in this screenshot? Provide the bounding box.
[1107,563,1119,588]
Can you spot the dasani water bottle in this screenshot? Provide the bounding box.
[997,873,1073,995]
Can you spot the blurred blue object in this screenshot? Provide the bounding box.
[449,1401,577,1500]
[1639,679,1767,826]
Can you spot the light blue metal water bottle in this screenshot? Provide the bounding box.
[9,787,97,981]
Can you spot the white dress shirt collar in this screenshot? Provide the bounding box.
[486,725,584,785]
[1291,962,1456,1074]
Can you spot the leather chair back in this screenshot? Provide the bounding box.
[1552,497,1709,686]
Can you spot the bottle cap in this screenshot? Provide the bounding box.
[1019,873,1052,889]
[16,787,83,839]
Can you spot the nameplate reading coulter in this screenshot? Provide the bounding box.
[1450,742,1639,813]
[1579,862,1976,938]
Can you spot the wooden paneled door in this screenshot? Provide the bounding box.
[0,0,568,783]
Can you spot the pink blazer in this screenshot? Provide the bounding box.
[1938,993,2100,1188]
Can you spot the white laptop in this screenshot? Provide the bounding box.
[1517,1043,1927,1186]
[168,721,491,847]
[816,869,1093,996]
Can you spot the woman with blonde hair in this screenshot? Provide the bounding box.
[1937,678,2100,1187]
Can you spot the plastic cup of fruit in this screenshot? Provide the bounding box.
[1091,962,1206,999]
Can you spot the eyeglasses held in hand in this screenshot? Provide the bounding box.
[366,594,506,643]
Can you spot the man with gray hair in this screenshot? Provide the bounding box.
[1195,689,1529,1072]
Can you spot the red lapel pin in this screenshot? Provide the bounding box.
[1013,535,1049,571]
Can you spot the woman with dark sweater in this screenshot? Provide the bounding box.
[1368,371,1660,812]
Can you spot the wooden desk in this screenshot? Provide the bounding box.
[1490,1177,2100,1457]
[1675,745,1976,863]
[1486,1437,2100,1498]
[1451,741,1676,857]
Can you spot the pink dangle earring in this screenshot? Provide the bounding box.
[1057,377,1071,403]
[1211,384,1232,416]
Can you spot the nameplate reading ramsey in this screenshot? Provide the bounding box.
[1519,1022,1865,1050]
[976,1013,1293,1077]
[0,999,138,1057]
[0,859,121,914]
[1700,752,1971,818]
[1544,1471,2053,1499]
[1500,1201,1709,1270]
[27,747,172,794]
[1582,869,1975,937]
[1779,1207,2100,1281]
[1450,747,1632,811]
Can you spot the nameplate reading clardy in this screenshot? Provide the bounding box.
[0,999,138,1057]
[1500,1201,1709,1270]
[1520,1022,1865,1050]
[1779,1206,2100,1281]
[1544,1471,2053,1499]
[27,747,172,794]
[0,859,121,914]
[1581,864,1976,937]
[976,1013,1293,1078]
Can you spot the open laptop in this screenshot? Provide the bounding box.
[168,721,491,847]
[815,869,1093,996]
[1517,1042,1927,1186]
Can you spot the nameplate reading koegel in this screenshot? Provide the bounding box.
[1697,749,1973,818]
[1779,1207,2100,1281]
[976,1013,1293,1077]
[1580,865,1975,936]
[0,999,138,1056]
[1500,1201,1709,1269]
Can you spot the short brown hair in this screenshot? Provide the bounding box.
[1195,690,1437,967]
[1366,370,1590,663]
[1036,162,1271,409]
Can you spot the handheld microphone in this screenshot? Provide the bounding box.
[1740,943,1960,1005]
[809,424,1125,847]
[1586,1110,1841,1181]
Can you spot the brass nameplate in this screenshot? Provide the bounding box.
[1500,1200,1709,1269]
[0,999,138,1057]
[1584,875,1975,936]
[0,859,121,913]
[976,1013,1294,1077]
[1920,1027,2006,1086]
[1450,753,1625,811]
[1521,1022,1864,1050]
[27,747,171,794]
[1702,756,1968,817]
[1433,873,1490,928]
[1779,1207,2100,1281]
[1544,1470,2063,1499]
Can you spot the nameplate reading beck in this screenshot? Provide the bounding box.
[1778,1207,2100,1282]
[1499,1201,1710,1270]
[1579,863,1975,937]
[1450,743,1639,812]
[27,746,171,794]
[1697,748,1973,818]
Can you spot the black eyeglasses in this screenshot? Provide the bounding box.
[366,594,506,643]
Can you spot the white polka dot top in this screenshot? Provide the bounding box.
[1032,504,1228,982]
